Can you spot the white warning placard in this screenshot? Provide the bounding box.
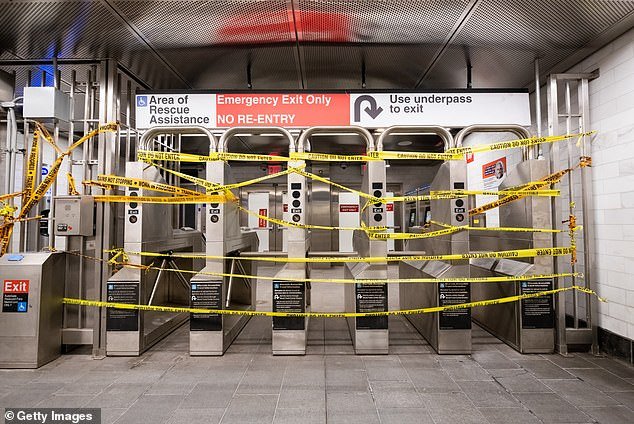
[349,92,530,127]
[135,94,216,129]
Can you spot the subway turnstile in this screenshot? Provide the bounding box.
[106,127,206,356]
[397,126,472,354]
[272,127,310,355]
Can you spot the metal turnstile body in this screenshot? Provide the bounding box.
[400,161,472,354]
[272,156,310,355]
[345,159,389,354]
[0,252,66,368]
[470,159,555,353]
[190,159,258,356]
[106,162,203,356]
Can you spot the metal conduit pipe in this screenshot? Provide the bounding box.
[454,124,532,161]
[218,126,294,153]
[296,125,375,153]
[139,126,218,153]
[376,125,453,152]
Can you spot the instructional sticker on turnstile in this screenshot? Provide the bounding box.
[190,282,223,331]
[2,279,29,313]
[273,281,305,330]
[356,283,388,330]
[521,280,554,329]
[106,283,139,331]
[439,282,471,330]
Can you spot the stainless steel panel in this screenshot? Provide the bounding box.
[0,252,66,368]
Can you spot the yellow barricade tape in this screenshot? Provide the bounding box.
[67,173,80,196]
[106,245,574,265]
[290,152,376,162]
[97,175,202,197]
[93,194,226,204]
[23,130,40,204]
[138,150,292,163]
[35,122,64,155]
[368,151,464,161]
[446,131,595,155]
[429,220,561,234]
[62,285,604,319]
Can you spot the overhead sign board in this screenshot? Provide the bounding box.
[135,91,530,129]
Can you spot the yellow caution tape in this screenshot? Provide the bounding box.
[368,151,464,161]
[23,130,40,204]
[97,175,202,197]
[67,122,119,153]
[429,220,560,234]
[446,132,595,155]
[19,151,67,220]
[0,191,24,202]
[67,173,80,196]
[431,189,559,197]
[62,285,604,318]
[106,245,574,265]
[93,194,226,204]
[290,152,376,162]
[35,122,64,155]
[138,150,291,163]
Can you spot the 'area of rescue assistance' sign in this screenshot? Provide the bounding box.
[135,91,530,129]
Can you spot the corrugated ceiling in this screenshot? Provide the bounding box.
[0,0,632,89]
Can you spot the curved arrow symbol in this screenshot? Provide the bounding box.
[353,95,384,122]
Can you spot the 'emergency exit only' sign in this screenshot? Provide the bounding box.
[135,91,530,129]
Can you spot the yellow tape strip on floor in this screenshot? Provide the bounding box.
[62,285,604,319]
[106,246,575,265]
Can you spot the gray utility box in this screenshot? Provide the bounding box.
[0,252,66,368]
[54,195,94,236]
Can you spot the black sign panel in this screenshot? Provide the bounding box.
[2,293,28,312]
[356,283,388,330]
[190,281,223,331]
[521,280,554,329]
[439,282,471,330]
[273,280,305,330]
[106,283,139,331]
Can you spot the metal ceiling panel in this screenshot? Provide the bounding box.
[424,0,634,88]
[0,0,183,88]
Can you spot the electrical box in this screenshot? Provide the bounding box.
[23,87,71,122]
[54,195,94,236]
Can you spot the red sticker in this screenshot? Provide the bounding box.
[340,204,359,213]
[3,279,29,294]
[258,209,268,228]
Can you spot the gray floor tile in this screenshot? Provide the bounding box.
[514,392,592,423]
[472,351,521,370]
[84,383,151,408]
[277,387,325,410]
[166,408,225,424]
[588,357,634,379]
[220,394,278,424]
[478,407,541,423]
[115,394,185,424]
[398,355,441,369]
[543,379,621,407]
[516,359,576,379]
[327,409,380,424]
[0,384,65,408]
[378,408,434,424]
[180,382,237,409]
[363,357,409,381]
[236,367,285,394]
[581,405,634,424]
[457,381,518,407]
[568,367,634,392]
[490,369,554,393]
[606,391,634,410]
[326,391,375,411]
[406,368,460,393]
[423,393,488,424]
[273,408,326,424]
[145,382,196,395]
[35,394,96,408]
[369,381,425,408]
[542,353,600,369]
[443,362,492,381]
[326,369,369,392]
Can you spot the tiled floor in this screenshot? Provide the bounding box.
[1,266,633,423]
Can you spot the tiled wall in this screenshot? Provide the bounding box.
[558,28,634,341]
